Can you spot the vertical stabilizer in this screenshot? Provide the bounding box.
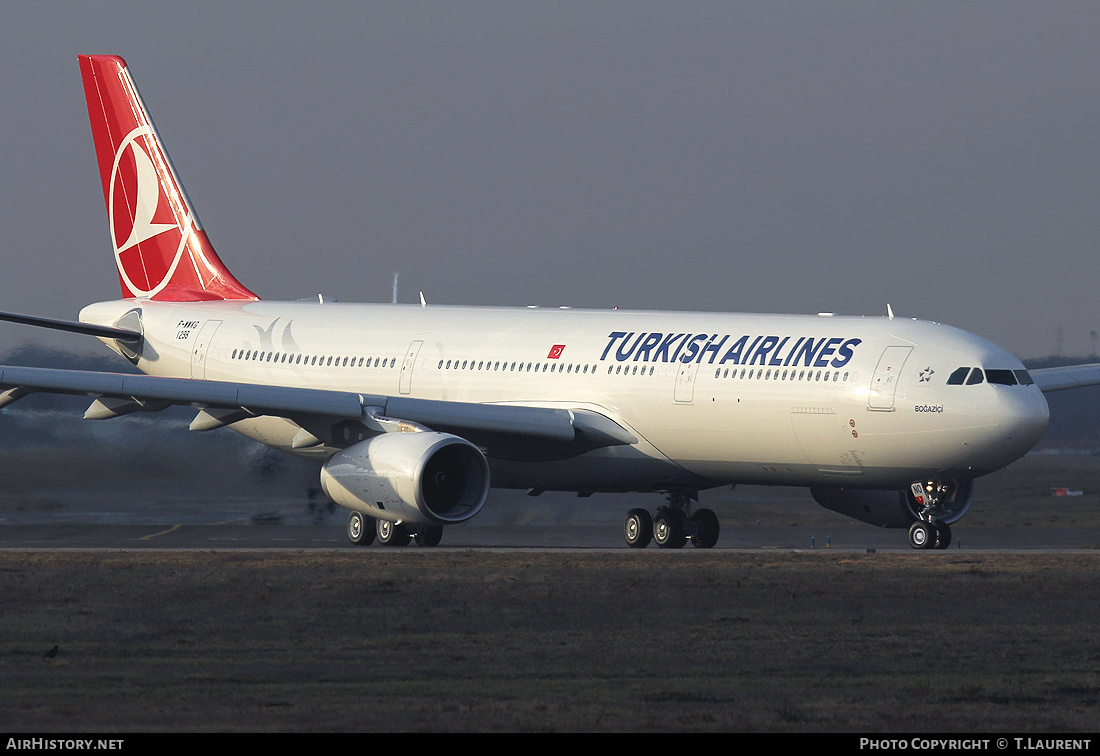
[79,55,258,301]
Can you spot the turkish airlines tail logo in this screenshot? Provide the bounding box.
[79,55,257,301]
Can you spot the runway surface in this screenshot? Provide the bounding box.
[1,518,1096,551]
[2,458,1098,552]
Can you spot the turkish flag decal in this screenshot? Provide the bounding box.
[548,345,566,359]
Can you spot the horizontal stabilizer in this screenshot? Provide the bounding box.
[0,311,141,342]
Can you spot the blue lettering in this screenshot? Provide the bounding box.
[783,337,805,366]
[750,336,779,366]
[616,332,645,361]
[635,332,663,362]
[698,334,727,364]
[719,335,749,365]
[603,330,861,366]
[768,336,791,366]
[654,333,686,362]
[743,336,763,364]
[813,337,844,368]
[679,333,708,363]
[794,337,825,367]
[831,338,862,368]
[601,332,627,361]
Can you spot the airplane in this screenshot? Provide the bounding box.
[1,54,1096,550]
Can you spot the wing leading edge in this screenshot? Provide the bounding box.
[0,364,636,457]
[1030,363,1100,393]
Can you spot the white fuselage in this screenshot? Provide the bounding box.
[80,298,1050,495]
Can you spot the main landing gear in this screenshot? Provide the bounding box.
[346,511,443,547]
[624,491,719,549]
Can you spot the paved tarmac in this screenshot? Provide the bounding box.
[2,468,1098,552]
[0,518,1096,551]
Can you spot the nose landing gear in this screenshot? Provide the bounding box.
[907,480,957,550]
[907,519,951,550]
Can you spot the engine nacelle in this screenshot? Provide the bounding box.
[810,479,974,529]
[320,432,490,526]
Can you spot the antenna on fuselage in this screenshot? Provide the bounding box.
[887,304,894,320]
[392,272,399,304]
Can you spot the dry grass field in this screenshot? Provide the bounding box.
[1,549,1098,732]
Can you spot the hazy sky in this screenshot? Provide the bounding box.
[1,2,1098,359]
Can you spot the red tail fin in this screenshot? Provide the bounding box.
[79,55,258,301]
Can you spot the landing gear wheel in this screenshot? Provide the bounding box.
[414,526,443,547]
[377,519,411,546]
[624,508,653,548]
[653,508,687,549]
[347,511,375,546]
[689,508,720,549]
[934,522,952,550]
[908,520,934,550]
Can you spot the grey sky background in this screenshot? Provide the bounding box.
[1,2,1098,359]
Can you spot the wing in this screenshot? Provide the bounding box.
[0,364,636,458]
[1029,363,1100,393]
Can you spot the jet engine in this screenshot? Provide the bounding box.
[810,479,974,529]
[320,431,490,525]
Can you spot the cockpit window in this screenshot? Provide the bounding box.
[985,369,1018,386]
[947,367,969,385]
[947,366,1032,387]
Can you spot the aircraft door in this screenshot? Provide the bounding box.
[867,345,912,410]
[674,362,698,404]
[399,340,424,395]
[190,320,222,379]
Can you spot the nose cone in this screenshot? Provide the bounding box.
[1007,386,1050,444]
[968,387,1049,475]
